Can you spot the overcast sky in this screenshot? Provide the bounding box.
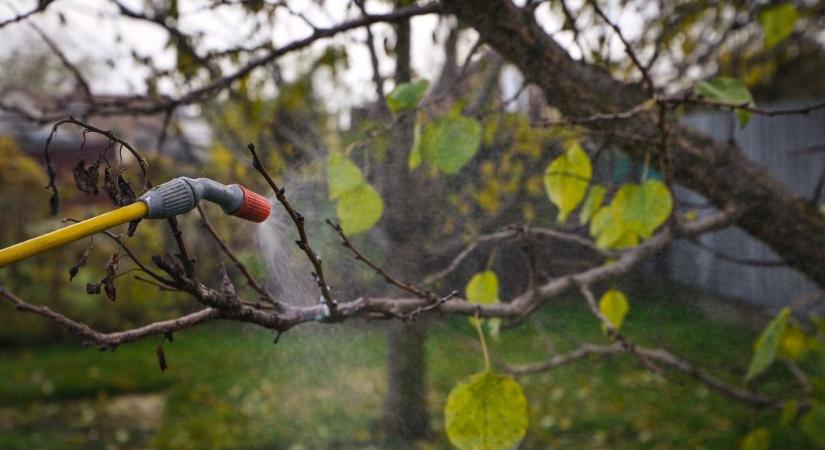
[0,0,641,115]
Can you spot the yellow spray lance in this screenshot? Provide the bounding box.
[0,177,271,268]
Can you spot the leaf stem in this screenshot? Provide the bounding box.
[474,315,491,372]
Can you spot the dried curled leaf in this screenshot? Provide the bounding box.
[68,238,94,281]
[102,169,137,207]
[72,158,99,194]
[48,190,59,216]
[104,278,117,301]
[102,251,120,301]
[117,174,136,204]
[127,219,141,237]
[103,168,118,206]
[156,345,168,372]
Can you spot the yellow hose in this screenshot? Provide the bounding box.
[0,202,148,268]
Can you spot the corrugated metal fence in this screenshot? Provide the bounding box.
[668,100,825,310]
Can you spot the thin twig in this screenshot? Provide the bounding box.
[0,0,56,29]
[667,95,825,117]
[196,204,279,306]
[63,218,173,285]
[30,24,93,102]
[504,341,779,408]
[166,216,195,278]
[355,0,387,109]
[539,99,656,127]
[577,283,662,374]
[326,219,440,302]
[247,143,337,314]
[590,1,655,93]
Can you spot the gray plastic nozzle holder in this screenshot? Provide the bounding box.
[139,177,244,219]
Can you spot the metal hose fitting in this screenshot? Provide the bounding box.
[139,177,271,222]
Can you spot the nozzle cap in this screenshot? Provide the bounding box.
[233,186,271,222]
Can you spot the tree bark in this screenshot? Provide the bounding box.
[442,0,825,288]
[384,319,429,442]
[381,11,431,444]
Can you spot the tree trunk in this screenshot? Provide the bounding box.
[443,0,825,288]
[381,11,431,444]
[384,319,429,442]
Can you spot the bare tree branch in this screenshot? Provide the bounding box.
[504,341,779,408]
[355,0,387,109]
[667,95,825,117]
[0,0,57,29]
[590,0,655,93]
[30,23,93,102]
[424,224,609,285]
[0,286,218,350]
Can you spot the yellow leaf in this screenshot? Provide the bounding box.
[578,184,606,225]
[444,371,528,450]
[780,399,798,427]
[465,271,499,305]
[778,324,806,360]
[599,289,629,333]
[740,428,770,450]
[466,271,500,330]
[543,143,592,223]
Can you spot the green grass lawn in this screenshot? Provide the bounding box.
[0,292,811,449]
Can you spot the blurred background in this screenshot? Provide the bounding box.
[1,0,825,449]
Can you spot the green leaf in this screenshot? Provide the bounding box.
[486,318,502,341]
[759,4,798,49]
[778,324,807,360]
[780,399,798,427]
[587,180,671,248]
[739,428,770,450]
[387,79,429,112]
[409,121,422,170]
[745,308,790,381]
[590,206,625,250]
[336,183,383,235]
[466,271,499,305]
[599,289,630,333]
[579,184,606,225]
[801,403,825,448]
[589,205,638,250]
[444,371,528,450]
[614,180,673,239]
[421,112,482,174]
[694,77,755,128]
[326,151,365,200]
[608,229,640,250]
[544,143,592,222]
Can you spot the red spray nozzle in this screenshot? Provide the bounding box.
[140,178,271,223]
[232,186,271,223]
